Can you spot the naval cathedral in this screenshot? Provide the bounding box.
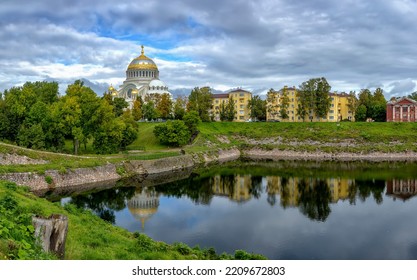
[108,46,171,107]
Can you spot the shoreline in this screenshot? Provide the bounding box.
[2,147,417,193]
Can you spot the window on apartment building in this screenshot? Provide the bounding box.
[240,105,244,109]
[239,116,244,120]
[330,110,334,114]
[240,93,244,97]
[240,110,244,115]
[291,98,294,102]
[331,104,334,107]
[330,116,334,120]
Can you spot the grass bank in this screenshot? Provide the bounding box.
[0,181,265,260]
[195,122,417,154]
[2,121,417,174]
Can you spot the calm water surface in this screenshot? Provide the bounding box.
[60,161,417,259]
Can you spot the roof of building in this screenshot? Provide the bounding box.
[387,96,417,105]
[228,88,252,94]
[212,93,229,99]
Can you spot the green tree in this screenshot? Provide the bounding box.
[17,123,45,149]
[112,97,129,117]
[183,110,201,136]
[225,97,236,121]
[298,78,331,121]
[247,95,266,121]
[279,88,290,120]
[119,110,138,149]
[156,93,172,119]
[132,97,143,121]
[355,104,367,122]
[173,96,187,120]
[347,91,358,118]
[142,101,158,121]
[154,120,191,147]
[266,89,279,120]
[371,88,386,122]
[408,91,417,101]
[187,87,213,122]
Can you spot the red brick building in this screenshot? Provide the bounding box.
[386,97,417,122]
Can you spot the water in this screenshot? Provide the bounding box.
[58,161,417,259]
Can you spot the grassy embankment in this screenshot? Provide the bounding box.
[194,121,417,154]
[0,181,265,260]
[2,121,417,174]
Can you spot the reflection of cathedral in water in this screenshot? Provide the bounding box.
[386,179,417,201]
[127,188,160,230]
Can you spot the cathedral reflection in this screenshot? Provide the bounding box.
[127,187,160,230]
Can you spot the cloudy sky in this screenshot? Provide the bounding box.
[1,0,416,98]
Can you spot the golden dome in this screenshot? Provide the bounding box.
[127,45,158,71]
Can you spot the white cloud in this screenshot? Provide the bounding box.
[0,0,416,98]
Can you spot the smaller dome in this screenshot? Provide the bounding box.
[149,79,167,89]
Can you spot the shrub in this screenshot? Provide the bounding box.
[154,120,191,147]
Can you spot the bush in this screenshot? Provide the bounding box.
[183,110,201,135]
[154,120,190,147]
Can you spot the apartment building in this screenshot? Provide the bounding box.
[266,86,355,122]
[212,89,252,122]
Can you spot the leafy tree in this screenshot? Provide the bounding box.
[183,110,201,136]
[355,104,367,121]
[132,97,143,121]
[156,93,172,119]
[266,89,279,120]
[112,97,129,117]
[17,123,45,149]
[154,120,191,147]
[119,110,138,150]
[408,91,417,101]
[173,96,187,120]
[142,101,158,121]
[279,88,290,120]
[355,88,386,121]
[371,88,386,122]
[298,77,331,121]
[219,98,236,121]
[187,87,213,122]
[347,91,358,116]
[247,95,266,121]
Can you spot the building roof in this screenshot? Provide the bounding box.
[387,96,417,105]
[212,93,229,99]
[228,88,252,94]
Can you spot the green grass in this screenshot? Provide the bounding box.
[2,122,417,175]
[127,122,168,151]
[0,181,265,260]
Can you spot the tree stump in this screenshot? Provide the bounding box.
[32,214,68,259]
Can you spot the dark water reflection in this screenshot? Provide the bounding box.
[62,162,417,259]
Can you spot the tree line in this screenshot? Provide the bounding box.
[0,80,137,154]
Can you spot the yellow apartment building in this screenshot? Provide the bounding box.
[212,89,252,122]
[266,86,355,122]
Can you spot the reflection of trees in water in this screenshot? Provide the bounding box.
[348,179,385,205]
[250,176,263,199]
[69,186,136,223]
[297,179,332,222]
[153,175,214,205]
